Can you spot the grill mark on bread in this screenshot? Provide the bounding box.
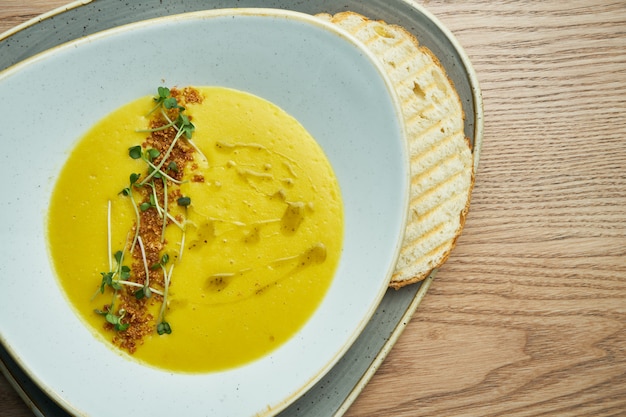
[410,171,469,218]
[409,132,458,170]
[400,223,446,258]
[400,191,469,255]
[411,152,467,194]
[408,120,465,159]
[398,237,454,275]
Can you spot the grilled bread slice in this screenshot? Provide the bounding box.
[317,11,474,289]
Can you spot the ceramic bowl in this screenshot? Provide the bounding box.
[0,8,409,417]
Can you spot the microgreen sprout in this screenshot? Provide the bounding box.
[151,253,170,270]
[142,181,185,229]
[164,108,206,160]
[99,271,120,292]
[139,88,189,133]
[146,160,185,184]
[157,322,172,335]
[176,199,190,262]
[138,86,206,166]
[140,201,153,212]
[120,173,142,252]
[95,214,132,333]
[161,176,169,242]
[95,305,129,332]
[147,86,182,116]
[156,258,174,336]
[98,240,129,295]
[108,309,130,332]
[95,226,164,302]
[107,200,113,271]
[135,236,152,300]
[127,143,186,241]
[138,130,185,186]
[146,148,160,161]
[129,146,184,185]
[175,113,195,139]
[128,145,142,160]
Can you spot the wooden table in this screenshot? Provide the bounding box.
[1,1,625,416]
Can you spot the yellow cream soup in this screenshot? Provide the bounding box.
[47,86,344,372]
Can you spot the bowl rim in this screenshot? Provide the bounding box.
[0,7,410,417]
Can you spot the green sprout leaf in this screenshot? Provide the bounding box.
[176,113,195,139]
[114,250,123,264]
[149,86,183,115]
[99,272,111,293]
[163,97,180,110]
[150,253,170,271]
[105,312,119,325]
[120,265,131,280]
[96,307,129,332]
[117,323,130,332]
[128,145,142,160]
[134,285,152,300]
[134,287,146,300]
[157,86,170,100]
[157,321,172,335]
[177,196,191,207]
[146,148,160,161]
[130,172,141,185]
[120,173,143,197]
[99,271,121,292]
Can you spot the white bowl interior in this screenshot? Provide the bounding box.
[0,8,408,417]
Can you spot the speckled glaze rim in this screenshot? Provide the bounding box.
[0,1,482,416]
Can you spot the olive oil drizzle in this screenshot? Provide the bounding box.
[203,242,327,303]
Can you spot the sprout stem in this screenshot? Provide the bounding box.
[128,189,141,253]
[145,159,185,184]
[137,236,151,291]
[161,178,168,243]
[107,200,112,271]
[115,280,163,296]
[157,263,174,324]
[178,227,186,262]
[139,127,184,186]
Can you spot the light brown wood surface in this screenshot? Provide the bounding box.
[1,1,625,416]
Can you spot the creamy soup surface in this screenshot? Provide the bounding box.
[47,86,344,372]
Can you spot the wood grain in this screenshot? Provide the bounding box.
[345,1,626,416]
[0,0,69,32]
[1,1,625,416]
